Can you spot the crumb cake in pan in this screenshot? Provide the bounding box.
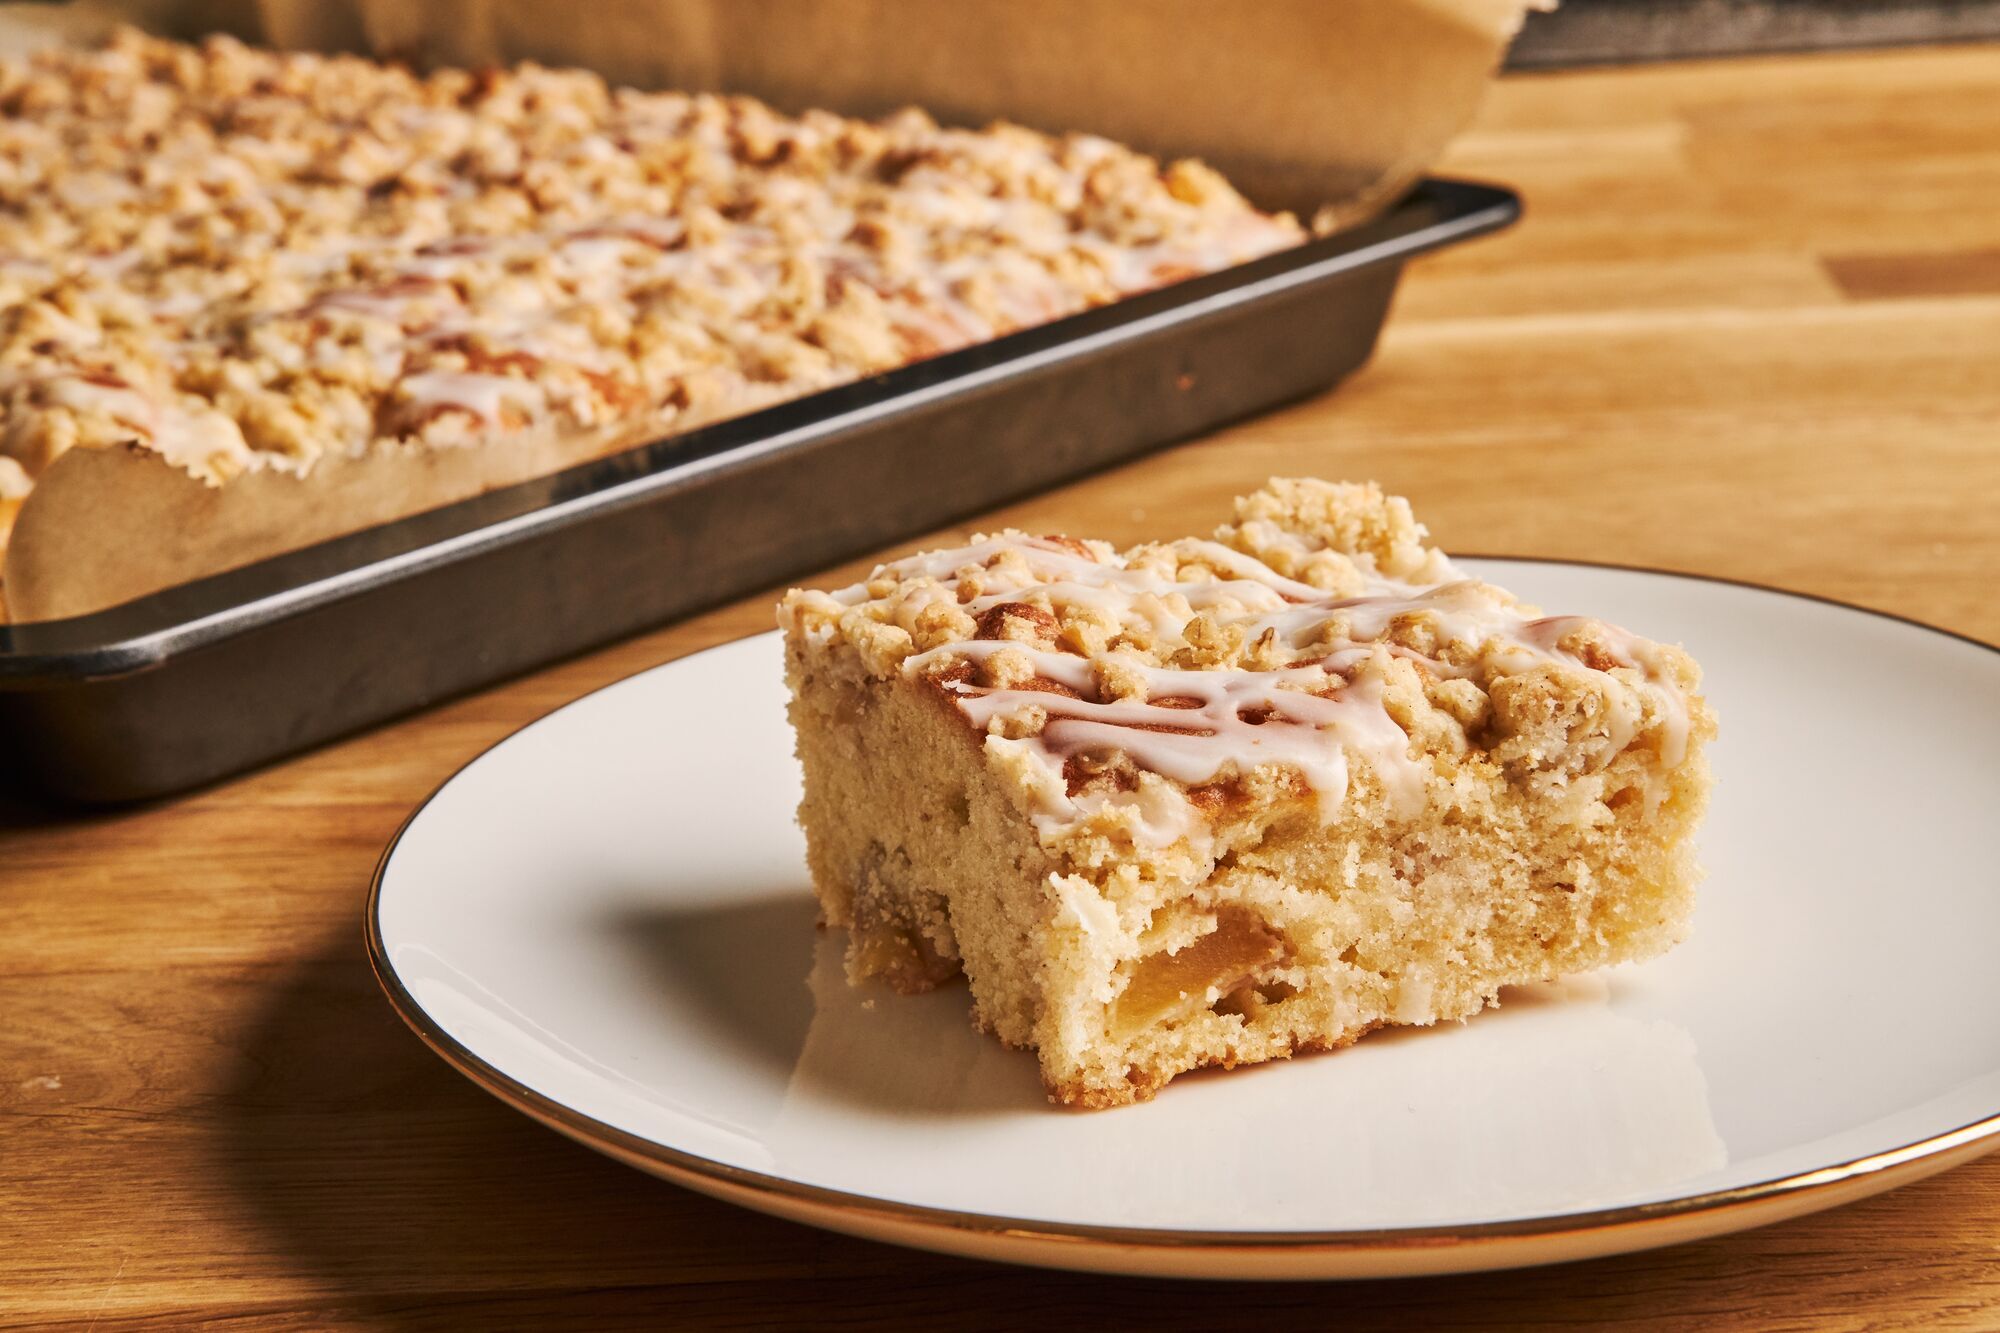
[0,31,1301,619]
[780,480,1715,1109]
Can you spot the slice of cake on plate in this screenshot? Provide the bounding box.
[778,479,1715,1109]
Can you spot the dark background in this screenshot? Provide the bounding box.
[1511,0,2000,66]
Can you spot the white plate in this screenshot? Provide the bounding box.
[369,560,2000,1279]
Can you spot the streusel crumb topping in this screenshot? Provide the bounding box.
[780,479,1701,851]
[0,28,1302,520]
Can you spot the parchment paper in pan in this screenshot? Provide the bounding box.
[297,0,1543,222]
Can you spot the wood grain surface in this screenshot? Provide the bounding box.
[6,42,2000,1332]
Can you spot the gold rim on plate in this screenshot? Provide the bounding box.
[363,559,2000,1279]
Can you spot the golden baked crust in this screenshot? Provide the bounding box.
[0,29,1302,596]
[780,479,1716,1108]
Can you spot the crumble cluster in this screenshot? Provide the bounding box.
[0,28,1301,541]
[781,479,1699,806]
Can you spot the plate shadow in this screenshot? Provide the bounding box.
[597,892,822,1078]
[593,891,1043,1117]
[209,917,944,1329]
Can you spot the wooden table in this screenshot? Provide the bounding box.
[7,42,2000,1331]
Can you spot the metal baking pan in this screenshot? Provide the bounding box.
[0,178,1518,803]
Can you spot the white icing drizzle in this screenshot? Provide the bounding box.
[833,535,1106,599]
[921,639,1423,826]
[883,535,1694,848]
[38,375,266,478]
[396,371,546,425]
[43,376,155,429]
[303,288,445,324]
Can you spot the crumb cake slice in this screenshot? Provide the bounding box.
[778,479,1715,1109]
